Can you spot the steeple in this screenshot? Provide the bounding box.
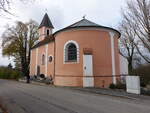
[39,13,54,29]
[38,13,54,41]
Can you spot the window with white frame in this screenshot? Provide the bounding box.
[64,40,79,62]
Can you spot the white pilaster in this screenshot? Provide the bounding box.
[35,48,39,75]
[109,32,116,84]
[45,44,48,77]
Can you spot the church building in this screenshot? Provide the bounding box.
[30,13,128,87]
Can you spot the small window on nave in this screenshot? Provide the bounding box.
[48,56,53,62]
[41,54,45,65]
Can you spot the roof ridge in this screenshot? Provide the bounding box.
[65,18,100,28]
[83,19,100,26]
[66,19,85,28]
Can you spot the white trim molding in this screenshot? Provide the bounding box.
[63,40,80,64]
[45,44,48,77]
[35,48,39,75]
[109,32,116,84]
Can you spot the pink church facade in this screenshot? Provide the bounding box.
[30,13,122,87]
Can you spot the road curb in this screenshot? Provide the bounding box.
[52,86,139,100]
[18,80,49,86]
[75,88,138,100]
[18,80,140,100]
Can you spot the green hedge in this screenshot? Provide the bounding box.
[0,66,20,79]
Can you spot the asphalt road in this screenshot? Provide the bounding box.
[0,79,150,113]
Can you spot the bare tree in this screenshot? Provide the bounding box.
[121,0,150,63]
[119,17,137,74]
[0,0,34,15]
[2,20,38,83]
[0,0,11,14]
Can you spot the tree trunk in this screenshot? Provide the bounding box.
[26,70,30,83]
[24,36,30,83]
[128,61,133,75]
[20,51,30,83]
[24,61,30,83]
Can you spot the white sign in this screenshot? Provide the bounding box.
[126,76,140,94]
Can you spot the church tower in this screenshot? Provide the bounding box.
[38,13,54,41]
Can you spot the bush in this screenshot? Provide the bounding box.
[141,88,150,96]
[109,83,116,89]
[132,65,150,87]
[115,82,126,89]
[0,66,20,79]
[109,82,126,89]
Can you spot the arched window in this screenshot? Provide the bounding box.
[64,40,79,63]
[65,43,78,62]
[67,43,77,61]
[41,54,45,65]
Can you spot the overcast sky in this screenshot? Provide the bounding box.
[0,0,127,66]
